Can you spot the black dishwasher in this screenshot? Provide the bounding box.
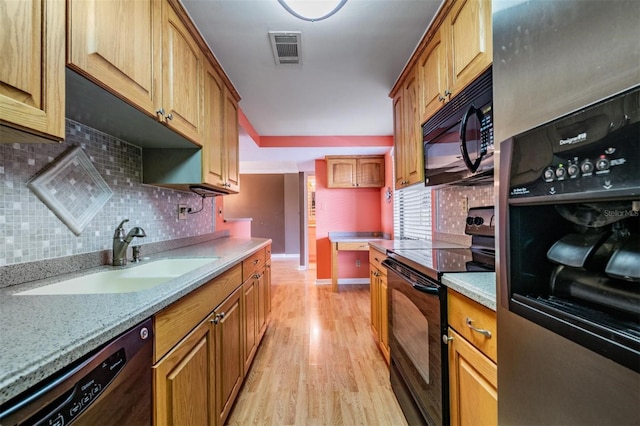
[0,318,153,426]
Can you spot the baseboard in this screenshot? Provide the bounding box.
[315,278,370,286]
[271,253,300,259]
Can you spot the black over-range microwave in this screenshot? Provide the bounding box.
[423,67,494,187]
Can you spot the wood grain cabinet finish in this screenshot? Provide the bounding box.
[67,0,206,146]
[152,246,271,426]
[0,0,65,142]
[369,247,390,364]
[213,287,244,426]
[391,0,491,183]
[161,0,203,145]
[326,155,385,188]
[393,69,424,190]
[445,0,492,100]
[447,289,497,426]
[153,316,213,426]
[67,0,161,119]
[203,61,240,193]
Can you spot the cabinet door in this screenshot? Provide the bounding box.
[0,0,65,142]
[162,0,203,145]
[392,93,406,189]
[223,91,240,192]
[68,0,161,117]
[379,272,390,363]
[243,277,258,372]
[448,328,497,426]
[356,157,385,187]
[214,287,244,426]
[403,70,424,187]
[447,0,492,97]
[203,61,226,188]
[419,27,448,124]
[370,266,380,336]
[327,158,357,188]
[154,318,213,426]
[265,255,272,318]
[257,268,267,339]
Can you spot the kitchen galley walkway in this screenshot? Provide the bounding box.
[227,258,407,425]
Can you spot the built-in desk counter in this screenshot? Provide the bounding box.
[328,232,390,292]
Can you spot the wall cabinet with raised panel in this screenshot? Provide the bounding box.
[326,155,385,188]
[391,0,492,187]
[0,0,65,143]
[67,0,203,145]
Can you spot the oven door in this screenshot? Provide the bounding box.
[383,258,449,426]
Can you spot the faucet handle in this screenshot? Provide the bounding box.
[114,219,129,238]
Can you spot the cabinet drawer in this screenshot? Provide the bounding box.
[337,242,370,251]
[243,247,266,280]
[154,263,242,363]
[448,289,497,363]
[369,247,387,275]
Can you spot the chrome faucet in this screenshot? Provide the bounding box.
[112,219,146,266]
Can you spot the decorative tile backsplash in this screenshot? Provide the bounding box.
[0,120,214,267]
[435,184,495,235]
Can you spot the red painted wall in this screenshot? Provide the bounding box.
[315,159,383,280]
[215,198,252,238]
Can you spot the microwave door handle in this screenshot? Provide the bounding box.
[460,104,484,173]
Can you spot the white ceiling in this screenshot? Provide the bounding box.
[181,0,444,172]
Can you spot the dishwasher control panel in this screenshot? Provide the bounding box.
[31,349,126,426]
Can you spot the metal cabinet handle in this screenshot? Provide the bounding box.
[156,108,165,117]
[444,89,452,98]
[211,312,226,324]
[253,259,260,265]
[465,317,492,338]
[253,273,262,279]
[442,334,453,344]
[166,113,173,121]
[438,94,446,102]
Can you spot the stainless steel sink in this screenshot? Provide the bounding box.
[16,258,219,295]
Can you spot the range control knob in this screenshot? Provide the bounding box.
[555,167,567,179]
[581,160,594,174]
[466,216,474,226]
[543,167,555,181]
[473,216,484,226]
[596,157,610,171]
[567,164,580,177]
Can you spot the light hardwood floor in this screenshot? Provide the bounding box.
[226,259,408,426]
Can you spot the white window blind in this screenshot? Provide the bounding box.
[393,183,432,240]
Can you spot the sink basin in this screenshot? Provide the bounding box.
[16,257,219,295]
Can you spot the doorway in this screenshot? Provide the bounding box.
[307,175,316,264]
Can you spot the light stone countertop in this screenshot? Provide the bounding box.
[0,237,270,405]
[369,239,468,252]
[441,272,497,311]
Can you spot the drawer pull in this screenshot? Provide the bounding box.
[465,317,492,338]
[253,259,261,265]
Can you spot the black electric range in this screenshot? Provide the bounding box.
[387,206,496,281]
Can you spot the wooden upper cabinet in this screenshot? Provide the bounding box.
[445,0,492,98]
[223,91,240,192]
[419,27,448,124]
[162,0,204,145]
[67,0,161,117]
[203,62,226,188]
[0,0,65,142]
[393,93,406,189]
[402,70,423,187]
[326,156,385,188]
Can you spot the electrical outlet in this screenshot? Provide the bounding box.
[178,204,187,220]
[356,259,361,267]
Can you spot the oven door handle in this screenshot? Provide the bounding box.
[411,282,440,295]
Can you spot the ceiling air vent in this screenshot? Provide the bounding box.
[269,31,302,65]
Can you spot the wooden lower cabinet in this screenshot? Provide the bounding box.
[153,246,271,426]
[447,289,497,426]
[448,328,497,426]
[153,314,214,425]
[369,248,390,364]
[214,287,244,426]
